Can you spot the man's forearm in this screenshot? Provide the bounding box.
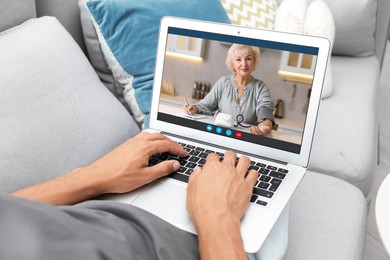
[12,167,102,205]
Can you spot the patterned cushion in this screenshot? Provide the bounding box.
[221,0,278,29]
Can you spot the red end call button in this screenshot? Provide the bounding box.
[235,131,242,139]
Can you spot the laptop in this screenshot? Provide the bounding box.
[108,16,330,253]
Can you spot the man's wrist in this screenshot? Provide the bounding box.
[195,213,246,260]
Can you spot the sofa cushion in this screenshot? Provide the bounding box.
[275,0,335,99]
[304,0,335,99]
[283,171,367,259]
[0,17,140,193]
[82,0,230,127]
[309,55,380,196]
[221,0,278,30]
[310,0,377,57]
[275,0,379,57]
[0,0,36,32]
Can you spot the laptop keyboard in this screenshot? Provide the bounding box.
[149,142,289,207]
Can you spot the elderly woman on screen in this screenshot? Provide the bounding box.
[184,44,274,136]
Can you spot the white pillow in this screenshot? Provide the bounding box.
[305,0,335,99]
[274,0,335,99]
[274,0,307,33]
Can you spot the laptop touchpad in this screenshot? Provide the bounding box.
[132,181,193,227]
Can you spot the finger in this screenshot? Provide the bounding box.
[146,160,181,179]
[223,150,236,166]
[245,169,259,187]
[188,166,201,183]
[250,126,259,135]
[143,132,171,141]
[205,152,219,164]
[148,139,189,157]
[236,155,251,174]
[184,105,190,114]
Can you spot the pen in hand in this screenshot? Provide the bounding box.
[184,97,192,115]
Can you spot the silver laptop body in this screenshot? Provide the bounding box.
[108,17,330,253]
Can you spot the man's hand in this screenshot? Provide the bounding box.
[13,132,188,205]
[186,151,258,260]
[88,132,188,194]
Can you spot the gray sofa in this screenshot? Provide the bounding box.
[1,0,389,259]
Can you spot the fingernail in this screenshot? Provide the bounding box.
[173,161,180,171]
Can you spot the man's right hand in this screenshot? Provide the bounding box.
[186,151,258,260]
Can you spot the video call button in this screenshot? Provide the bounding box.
[225,129,232,136]
[206,125,213,132]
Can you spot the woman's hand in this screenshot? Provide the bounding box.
[183,104,198,115]
[250,119,273,135]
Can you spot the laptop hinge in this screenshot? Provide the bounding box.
[162,131,288,165]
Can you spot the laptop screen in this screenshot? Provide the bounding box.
[155,26,319,155]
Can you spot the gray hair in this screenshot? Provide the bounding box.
[225,44,260,74]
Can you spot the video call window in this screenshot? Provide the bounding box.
[157,28,319,154]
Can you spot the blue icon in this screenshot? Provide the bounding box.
[216,127,222,134]
[226,129,232,136]
[206,125,213,132]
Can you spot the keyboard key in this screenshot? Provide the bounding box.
[278,168,289,173]
[186,145,195,149]
[248,165,259,171]
[256,162,266,168]
[250,194,258,203]
[195,147,205,152]
[188,156,200,163]
[259,168,270,175]
[266,165,277,171]
[185,169,194,175]
[199,153,208,158]
[269,171,286,179]
[189,150,200,156]
[270,178,282,185]
[256,200,268,206]
[253,188,274,198]
[257,181,270,190]
[177,166,186,173]
[198,159,206,165]
[178,159,187,166]
[169,172,189,183]
[269,183,281,192]
[186,162,197,169]
[259,175,271,182]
